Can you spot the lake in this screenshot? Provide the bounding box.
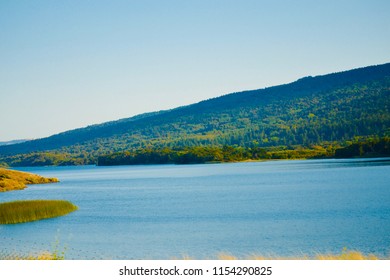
[1,158,389,259]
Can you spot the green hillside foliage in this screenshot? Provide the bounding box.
[97,145,336,166]
[1,63,390,166]
[335,137,390,158]
[1,152,94,167]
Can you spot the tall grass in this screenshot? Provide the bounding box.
[0,200,78,224]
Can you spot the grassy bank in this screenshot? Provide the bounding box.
[0,249,384,260]
[0,168,59,192]
[0,200,78,224]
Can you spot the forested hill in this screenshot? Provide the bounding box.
[1,62,390,165]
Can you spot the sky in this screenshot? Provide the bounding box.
[1,0,389,141]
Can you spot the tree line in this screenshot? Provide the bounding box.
[1,138,388,167]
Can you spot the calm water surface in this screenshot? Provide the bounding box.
[1,158,389,259]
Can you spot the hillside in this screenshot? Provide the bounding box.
[0,139,30,146]
[1,62,390,166]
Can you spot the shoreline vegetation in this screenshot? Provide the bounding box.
[1,137,389,167]
[0,169,77,224]
[193,249,382,260]
[0,168,59,192]
[97,137,390,166]
[0,249,384,260]
[0,200,78,224]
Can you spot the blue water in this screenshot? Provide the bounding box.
[1,158,389,259]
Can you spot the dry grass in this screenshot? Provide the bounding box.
[1,249,385,260]
[1,252,58,260]
[217,253,239,260]
[0,251,64,260]
[186,249,384,260]
[0,168,59,192]
[315,249,378,260]
[0,200,78,224]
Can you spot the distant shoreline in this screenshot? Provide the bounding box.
[2,138,388,168]
[6,155,390,169]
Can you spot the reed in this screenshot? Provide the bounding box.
[0,200,78,224]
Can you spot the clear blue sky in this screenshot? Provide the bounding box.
[1,0,389,141]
